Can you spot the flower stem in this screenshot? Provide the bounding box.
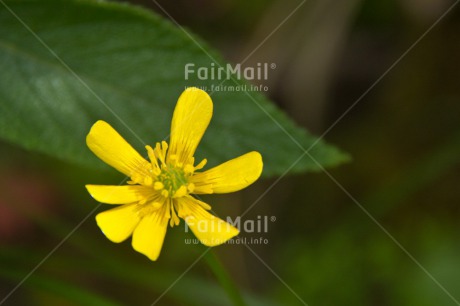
[204,249,247,306]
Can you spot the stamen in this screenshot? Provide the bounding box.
[174,185,187,198]
[161,140,168,150]
[161,141,168,161]
[154,142,165,165]
[169,154,178,164]
[164,201,171,219]
[177,202,191,219]
[184,164,194,174]
[143,176,153,186]
[170,201,180,226]
[130,174,142,185]
[194,158,207,171]
[146,145,160,169]
[148,141,197,199]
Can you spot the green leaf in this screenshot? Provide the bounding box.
[0,0,348,177]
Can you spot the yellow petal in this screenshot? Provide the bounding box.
[191,151,263,194]
[132,208,169,261]
[178,197,239,246]
[86,185,154,204]
[86,120,150,179]
[168,88,213,165]
[95,204,140,243]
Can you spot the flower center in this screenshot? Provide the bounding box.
[157,165,188,196]
[145,141,199,199]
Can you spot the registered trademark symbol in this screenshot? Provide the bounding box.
[270,216,276,222]
[270,63,276,69]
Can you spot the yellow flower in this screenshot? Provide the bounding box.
[85,87,263,260]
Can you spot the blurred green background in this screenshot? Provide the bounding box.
[1,0,460,305]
